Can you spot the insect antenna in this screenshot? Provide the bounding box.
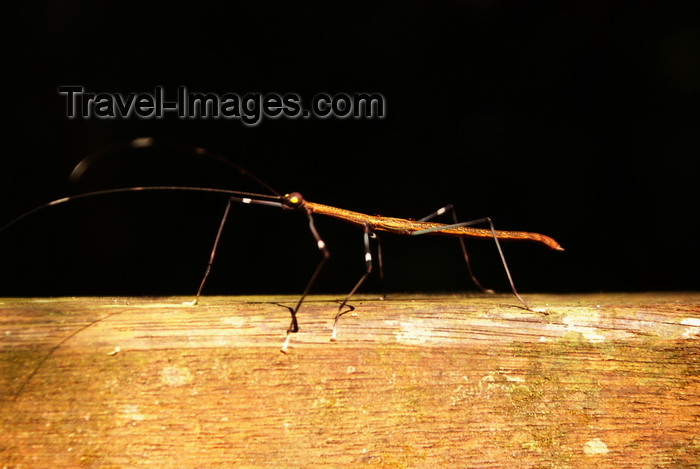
[70,137,280,196]
[2,309,126,405]
[0,141,302,402]
[0,186,283,233]
[2,137,284,232]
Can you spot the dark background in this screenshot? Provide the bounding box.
[1,3,698,297]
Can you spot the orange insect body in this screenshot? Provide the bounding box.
[304,201,564,251]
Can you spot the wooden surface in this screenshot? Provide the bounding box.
[1,292,699,468]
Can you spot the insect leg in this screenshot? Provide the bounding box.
[183,198,235,306]
[418,205,494,294]
[185,195,287,306]
[371,232,386,300]
[411,217,531,310]
[331,224,374,341]
[280,209,330,353]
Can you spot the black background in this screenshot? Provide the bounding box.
[1,3,698,297]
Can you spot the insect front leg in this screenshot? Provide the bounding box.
[183,197,236,306]
[185,194,289,306]
[418,204,494,295]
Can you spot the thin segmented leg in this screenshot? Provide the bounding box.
[331,224,376,341]
[185,195,285,306]
[280,209,330,352]
[371,232,386,301]
[418,204,494,294]
[411,214,532,311]
[182,195,330,351]
[183,198,235,306]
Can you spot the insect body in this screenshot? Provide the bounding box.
[2,139,564,352]
[297,195,562,249]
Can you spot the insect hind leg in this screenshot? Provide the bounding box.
[418,205,494,295]
[413,211,531,311]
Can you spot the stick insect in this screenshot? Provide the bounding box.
[2,137,564,352]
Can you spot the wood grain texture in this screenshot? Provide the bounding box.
[1,293,699,467]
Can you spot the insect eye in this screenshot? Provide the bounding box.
[285,192,304,206]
